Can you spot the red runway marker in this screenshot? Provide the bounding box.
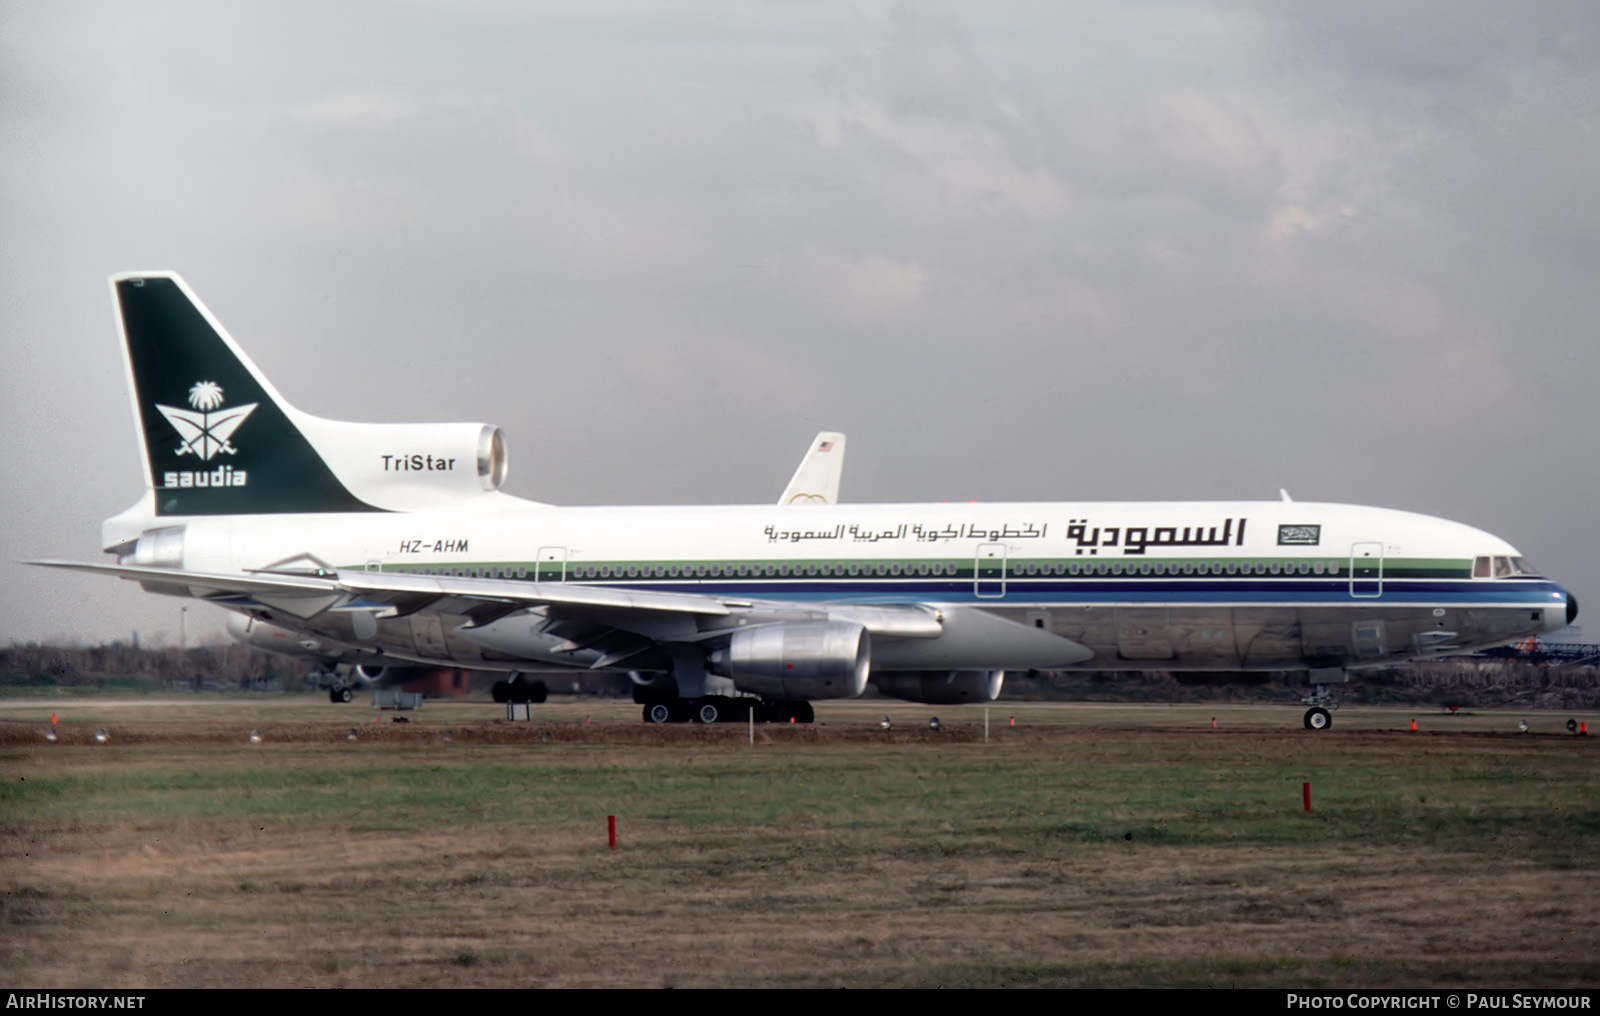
[1410,719,1417,732]
[1303,782,1312,813]
[608,815,617,850]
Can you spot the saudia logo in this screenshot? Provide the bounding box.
[156,381,257,489]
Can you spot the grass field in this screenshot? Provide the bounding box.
[2,696,1597,988]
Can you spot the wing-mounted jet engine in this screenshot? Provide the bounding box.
[224,613,415,702]
[707,621,871,700]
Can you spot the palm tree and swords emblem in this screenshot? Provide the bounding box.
[155,381,258,461]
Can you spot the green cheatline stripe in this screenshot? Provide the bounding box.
[358,556,1475,581]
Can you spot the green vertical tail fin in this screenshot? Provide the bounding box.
[113,273,380,516]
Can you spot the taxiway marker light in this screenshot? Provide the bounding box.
[346,728,358,741]
[45,729,57,743]
[249,730,262,744]
[94,729,108,744]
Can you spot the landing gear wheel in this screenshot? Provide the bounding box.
[695,701,720,724]
[1304,707,1332,731]
[645,702,673,724]
[338,687,353,704]
[492,681,509,703]
[328,688,341,703]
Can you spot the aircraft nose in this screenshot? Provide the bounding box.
[1568,593,1580,626]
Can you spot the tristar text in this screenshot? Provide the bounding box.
[382,455,456,471]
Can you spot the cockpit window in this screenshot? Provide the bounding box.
[1479,555,1541,578]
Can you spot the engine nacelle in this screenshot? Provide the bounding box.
[225,614,382,664]
[872,670,1005,704]
[353,664,431,688]
[304,420,510,510]
[707,621,870,700]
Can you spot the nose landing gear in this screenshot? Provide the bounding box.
[1301,675,1342,730]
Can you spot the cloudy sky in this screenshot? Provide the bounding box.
[2,1,1597,645]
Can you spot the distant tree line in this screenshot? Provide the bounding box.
[4,642,1594,707]
[1,642,286,691]
[1014,658,1599,710]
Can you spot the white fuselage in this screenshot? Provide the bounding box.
[126,496,1570,675]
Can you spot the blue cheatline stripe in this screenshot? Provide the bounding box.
[528,578,1564,607]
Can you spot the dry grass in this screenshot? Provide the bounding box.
[3,697,1597,988]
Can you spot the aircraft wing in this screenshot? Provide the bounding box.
[28,559,945,641]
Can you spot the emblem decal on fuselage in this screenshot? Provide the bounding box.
[155,380,257,488]
[1277,524,1321,546]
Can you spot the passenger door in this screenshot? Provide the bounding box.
[1349,542,1383,598]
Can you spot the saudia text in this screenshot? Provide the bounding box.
[163,465,246,488]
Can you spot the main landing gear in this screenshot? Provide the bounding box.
[639,696,815,725]
[491,678,548,704]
